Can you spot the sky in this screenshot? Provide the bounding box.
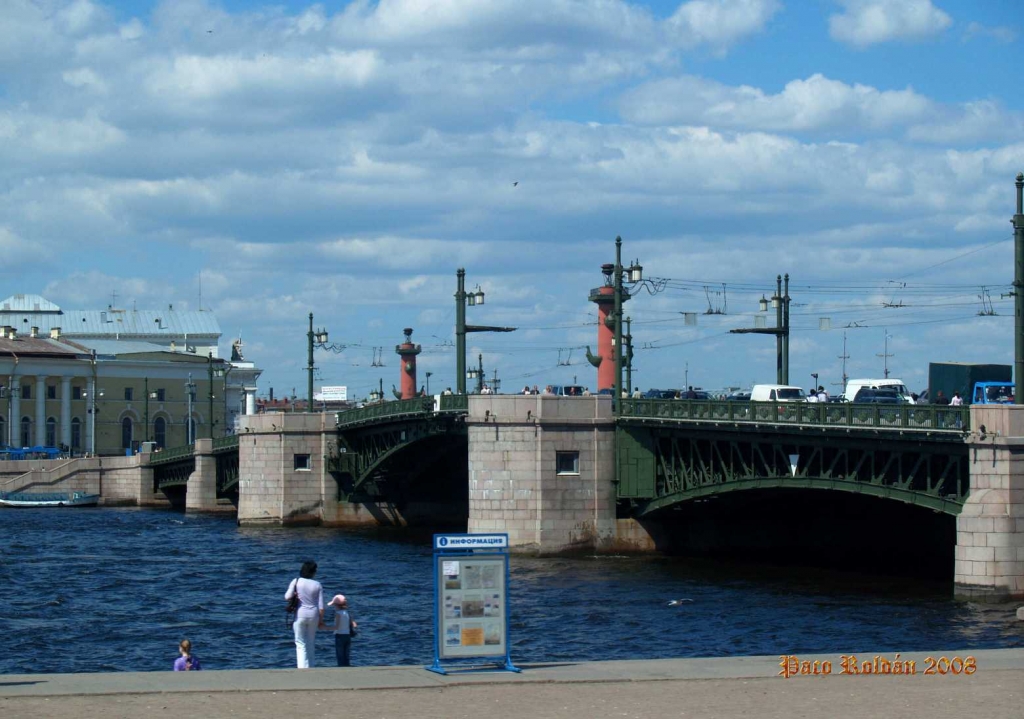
[1,0,1022,399]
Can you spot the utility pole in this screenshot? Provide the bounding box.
[476,354,484,394]
[838,332,850,390]
[186,373,195,444]
[877,330,894,379]
[455,268,515,395]
[1014,173,1024,404]
[614,237,624,412]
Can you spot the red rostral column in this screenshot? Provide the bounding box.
[396,327,421,399]
[588,263,629,392]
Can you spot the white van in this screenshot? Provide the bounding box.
[751,384,807,402]
[841,379,914,404]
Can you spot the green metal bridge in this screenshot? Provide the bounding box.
[148,396,970,514]
[148,434,240,494]
[617,398,970,516]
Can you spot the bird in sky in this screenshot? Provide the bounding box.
[512,181,518,187]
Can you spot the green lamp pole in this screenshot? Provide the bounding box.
[1014,173,1024,405]
[613,237,624,414]
[307,312,315,409]
[207,352,215,439]
[454,268,516,395]
[143,377,149,443]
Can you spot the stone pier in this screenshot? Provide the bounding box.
[955,405,1024,600]
[465,395,625,553]
[185,439,221,513]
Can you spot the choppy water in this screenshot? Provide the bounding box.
[0,508,1021,673]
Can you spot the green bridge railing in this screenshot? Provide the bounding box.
[212,435,239,452]
[619,398,969,433]
[335,393,469,429]
[146,443,195,466]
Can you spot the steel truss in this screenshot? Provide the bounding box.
[329,415,466,498]
[620,426,969,516]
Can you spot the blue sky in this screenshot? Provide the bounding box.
[1,0,1022,398]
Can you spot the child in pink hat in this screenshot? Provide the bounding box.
[323,595,358,667]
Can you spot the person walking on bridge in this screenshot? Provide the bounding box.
[285,560,324,668]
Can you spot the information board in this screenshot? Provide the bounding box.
[428,533,518,674]
[437,554,507,658]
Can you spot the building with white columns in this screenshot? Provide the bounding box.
[0,295,262,454]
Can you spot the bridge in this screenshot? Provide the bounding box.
[123,395,1019,599]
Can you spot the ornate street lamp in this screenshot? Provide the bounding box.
[454,270,514,395]
[306,312,346,410]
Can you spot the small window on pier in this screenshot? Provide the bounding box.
[556,451,580,475]
[294,454,311,471]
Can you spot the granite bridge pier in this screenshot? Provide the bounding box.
[3,395,1023,600]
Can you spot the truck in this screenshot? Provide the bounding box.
[927,362,1012,404]
[971,381,1015,404]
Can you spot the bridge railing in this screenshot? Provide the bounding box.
[212,435,239,452]
[336,397,435,428]
[619,399,969,433]
[146,443,195,466]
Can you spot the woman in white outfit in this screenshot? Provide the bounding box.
[285,560,324,668]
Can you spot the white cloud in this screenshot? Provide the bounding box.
[963,21,1017,44]
[621,74,931,132]
[667,0,782,49]
[829,0,952,47]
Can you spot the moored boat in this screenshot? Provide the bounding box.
[0,491,100,508]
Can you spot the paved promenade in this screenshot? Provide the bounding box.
[2,649,1022,719]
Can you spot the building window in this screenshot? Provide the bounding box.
[154,417,166,448]
[121,417,133,449]
[47,385,56,400]
[20,417,31,447]
[45,417,57,447]
[73,386,82,400]
[156,388,166,402]
[22,385,30,400]
[124,387,134,401]
[294,454,311,471]
[71,418,81,450]
[556,451,580,475]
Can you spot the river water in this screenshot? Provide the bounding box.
[1,508,1021,674]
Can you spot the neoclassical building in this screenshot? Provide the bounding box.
[0,295,261,455]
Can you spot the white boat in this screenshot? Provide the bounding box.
[0,491,100,507]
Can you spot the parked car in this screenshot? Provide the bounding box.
[725,391,752,401]
[852,387,902,404]
[644,389,678,399]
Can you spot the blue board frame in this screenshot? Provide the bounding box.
[426,533,521,675]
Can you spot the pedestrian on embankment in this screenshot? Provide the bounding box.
[285,560,324,668]
[173,639,202,671]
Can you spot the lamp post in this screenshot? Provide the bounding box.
[426,371,433,396]
[730,274,791,384]
[208,353,215,439]
[85,387,103,455]
[1013,173,1024,404]
[144,377,149,444]
[306,312,345,410]
[611,237,644,414]
[185,373,196,444]
[454,269,516,394]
